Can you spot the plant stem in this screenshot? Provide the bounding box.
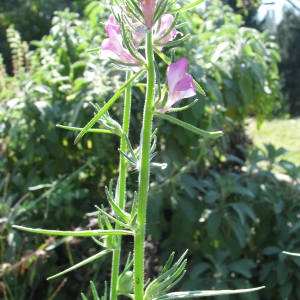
[134,31,155,300]
[110,71,132,300]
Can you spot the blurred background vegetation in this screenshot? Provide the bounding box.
[0,0,299,299]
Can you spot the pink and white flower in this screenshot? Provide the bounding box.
[158,58,196,113]
[99,15,141,72]
[155,14,182,49]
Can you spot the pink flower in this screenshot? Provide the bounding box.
[99,18,141,71]
[155,14,182,49]
[132,20,146,46]
[131,14,181,49]
[158,58,196,113]
[140,0,156,29]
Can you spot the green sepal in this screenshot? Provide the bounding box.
[167,0,205,14]
[47,250,112,280]
[87,47,100,53]
[167,99,198,113]
[12,225,133,236]
[154,112,223,139]
[74,69,144,144]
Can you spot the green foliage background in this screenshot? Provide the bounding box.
[0,1,299,300]
[277,8,300,116]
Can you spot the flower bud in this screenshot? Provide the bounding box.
[140,0,156,29]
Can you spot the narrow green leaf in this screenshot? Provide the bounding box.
[56,124,114,134]
[282,251,300,257]
[118,149,137,165]
[91,236,105,247]
[74,69,144,144]
[103,211,114,230]
[193,80,205,96]
[81,293,88,300]
[123,134,137,161]
[97,212,104,230]
[155,34,190,48]
[160,252,175,275]
[48,250,112,280]
[154,112,222,138]
[155,286,265,299]
[154,61,161,101]
[130,192,138,219]
[95,205,129,228]
[12,225,133,236]
[90,280,101,300]
[87,47,100,53]
[105,187,131,223]
[154,48,171,64]
[167,0,205,13]
[167,99,198,113]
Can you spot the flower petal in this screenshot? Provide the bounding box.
[167,58,188,92]
[156,15,181,45]
[157,58,196,113]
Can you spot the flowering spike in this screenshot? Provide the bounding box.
[157,58,196,113]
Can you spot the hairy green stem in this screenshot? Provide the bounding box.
[110,71,132,300]
[134,31,155,300]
